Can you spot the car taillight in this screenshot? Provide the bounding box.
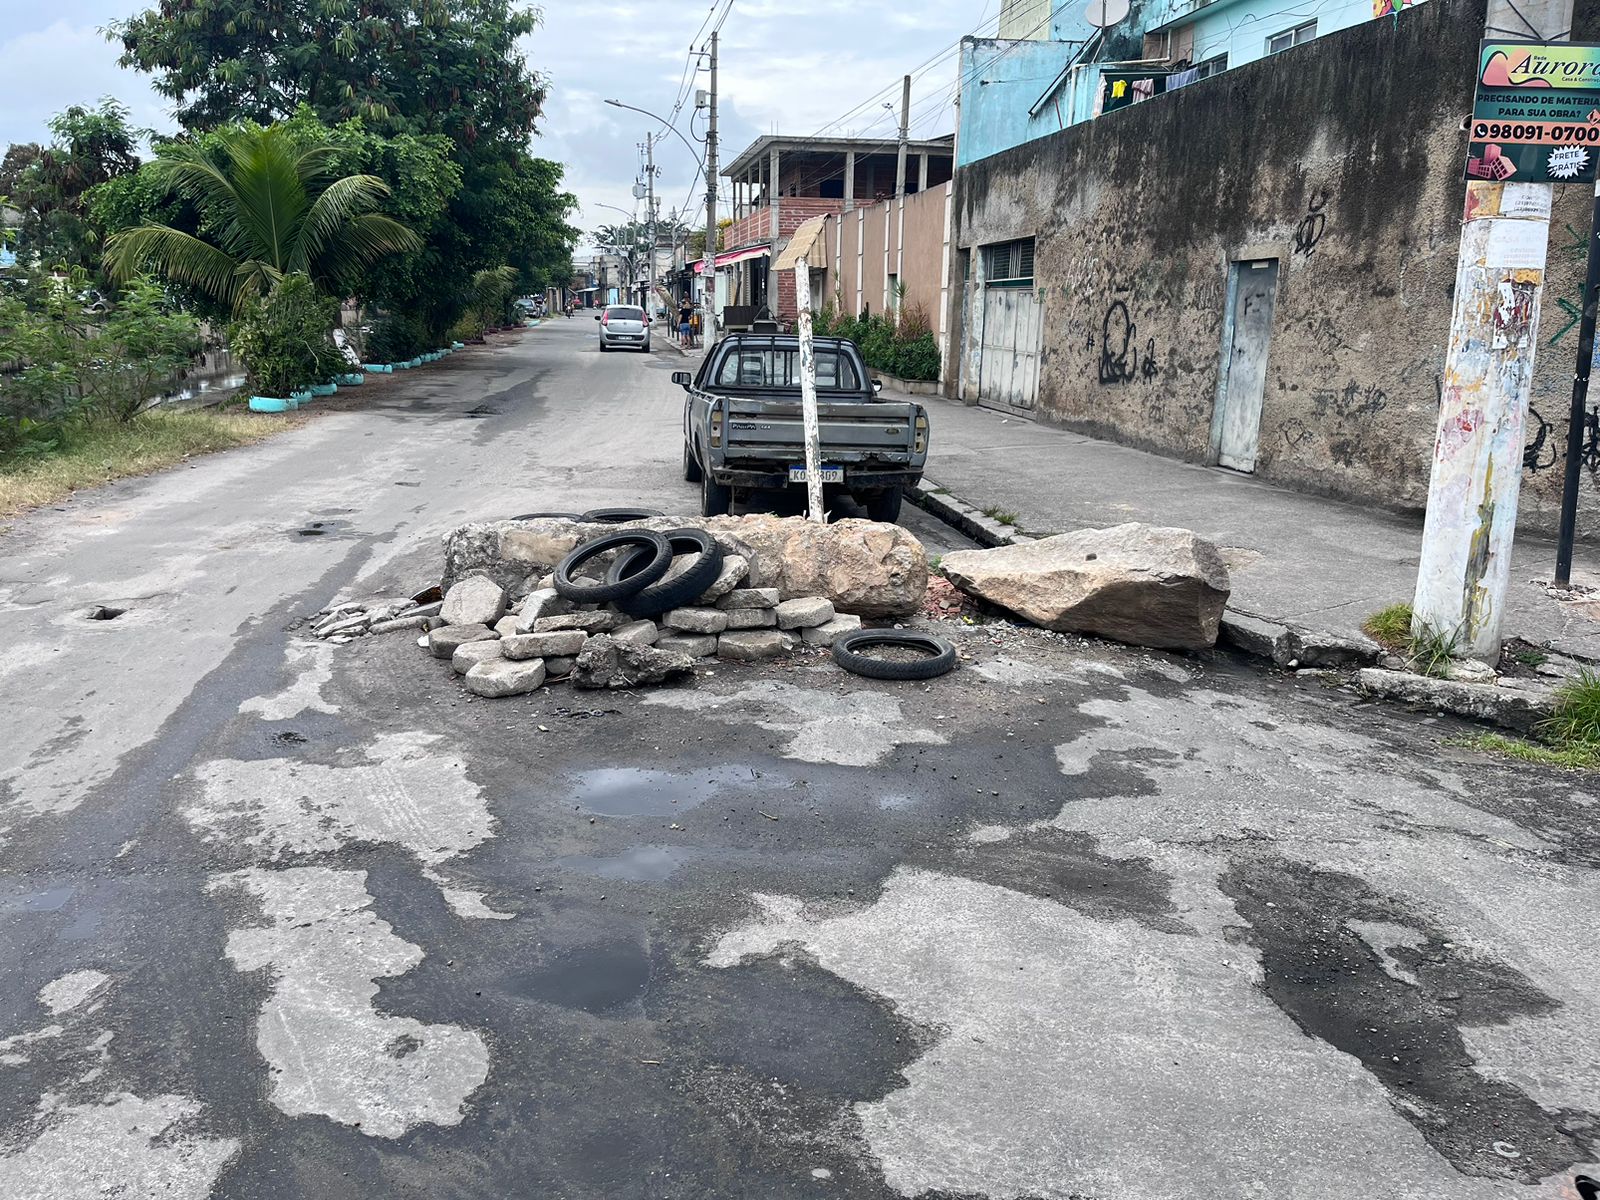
[914,410,928,454]
[601,311,610,325]
[710,402,723,448]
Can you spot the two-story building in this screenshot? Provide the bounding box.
[714,134,955,320]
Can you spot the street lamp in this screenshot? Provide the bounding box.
[602,99,700,162]
[589,201,648,306]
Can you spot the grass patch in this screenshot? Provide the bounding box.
[0,408,290,517]
[1539,669,1600,746]
[1362,602,1413,650]
[1450,732,1600,771]
[1407,620,1460,679]
[981,506,1019,526]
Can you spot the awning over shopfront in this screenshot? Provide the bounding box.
[693,244,771,275]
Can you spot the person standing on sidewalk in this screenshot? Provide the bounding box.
[678,300,692,348]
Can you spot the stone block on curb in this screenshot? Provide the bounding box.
[534,611,626,634]
[716,587,779,610]
[613,619,660,646]
[1219,612,1294,665]
[428,623,495,659]
[801,613,862,647]
[1356,668,1551,734]
[502,630,587,660]
[717,630,788,661]
[441,576,507,626]
[493,615,521,638]
[693,554,750,603]
[663,606,729,634]
[515,587,571,628]
[775,597,835,630]
[656,633,718,658]
[452,640,505,674]
[464,658,546,698]
[724,607,777,630]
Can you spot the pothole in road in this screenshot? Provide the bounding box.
[86,605,127,621]
[564,764,778,818]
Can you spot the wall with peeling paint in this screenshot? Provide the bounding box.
[947,0,1600,534]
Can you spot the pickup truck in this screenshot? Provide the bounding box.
[674,334,930,522]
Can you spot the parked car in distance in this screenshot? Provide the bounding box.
[596,304,651,352]
[676,334,929,522]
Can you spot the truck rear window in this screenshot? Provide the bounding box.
[714,348,861,391]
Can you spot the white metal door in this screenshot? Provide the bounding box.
[1216,260,1279,472]
[977,286,1040,413]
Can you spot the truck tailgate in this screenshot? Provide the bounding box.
[723,398,917,460]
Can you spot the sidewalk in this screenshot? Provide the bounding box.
[903,393,1600,662]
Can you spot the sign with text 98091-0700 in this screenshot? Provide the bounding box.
[1466,40,1600,183]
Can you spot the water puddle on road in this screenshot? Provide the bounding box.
[1,885,74,914]
[510,940,652,1015]
[556,845,692,882]
[566,764,776,818]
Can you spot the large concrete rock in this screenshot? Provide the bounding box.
[941,523,1231,650]
[571,634,696,689]
[441,515,927,617]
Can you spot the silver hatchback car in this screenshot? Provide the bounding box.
[596,304,651,352]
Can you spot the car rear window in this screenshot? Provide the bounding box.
[608,307,645,321]
[713,347,860,391]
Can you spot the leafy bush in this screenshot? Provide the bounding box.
[366,310,430,363]
[230,274,344,396]
[1,267,201,459]
[894,331,941,381]
[819,302,941,383]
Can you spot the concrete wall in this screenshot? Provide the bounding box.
[946,0,1600,534]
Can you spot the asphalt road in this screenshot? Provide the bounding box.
[2,319,1598,1199]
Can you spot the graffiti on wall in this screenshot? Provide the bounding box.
[1525,404,1557,471]
[1523,405,1600,477]
[1311,381,1388,419]
[1292,187,1331,258]
[1097,300,1161,385]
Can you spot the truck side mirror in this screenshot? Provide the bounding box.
[593,313,601,320]
[872,379,884,394]
[672,371,692,388]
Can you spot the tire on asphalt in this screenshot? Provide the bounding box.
[608,528,726,616]
[512,511,581,521]
[579,507,666,523]
[700,470,732,517]
[554,531,673,603]
[863,487,903,524]
[683,441,703,483]
[831,629,958,681]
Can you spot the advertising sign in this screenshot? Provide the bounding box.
[1466,40,1600,183]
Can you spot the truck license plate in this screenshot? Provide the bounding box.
[790,465,844,483]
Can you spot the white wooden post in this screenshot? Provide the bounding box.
[794,258,824,522]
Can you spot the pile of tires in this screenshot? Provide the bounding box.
[554,527,725,617]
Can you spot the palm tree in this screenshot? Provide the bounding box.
[105,124,420,312]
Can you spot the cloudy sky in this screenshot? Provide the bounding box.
[0,0,1008,254]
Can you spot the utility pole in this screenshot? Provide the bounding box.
[646,132,657,316]
[894,74,911,199]
[1413,0,1575,661]
[702,31,720,347]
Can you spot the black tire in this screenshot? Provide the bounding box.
[554,531,673,603]
[832,629,957,681]
[701,469,732,517]
[864,488,903,524]
[682,441,703,483]
[608,528,726,616]
[512,511,580,521]
[579,507,666,524]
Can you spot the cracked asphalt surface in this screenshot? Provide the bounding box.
[3,319,1599,1198]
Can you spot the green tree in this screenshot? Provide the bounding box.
[5,100,143,271]
[104,123,420,312]
[229,273,346,397]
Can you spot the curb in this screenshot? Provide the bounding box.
[907,476,1381,670]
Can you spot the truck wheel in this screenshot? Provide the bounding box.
[864,487,903,524]
[683,441,703,483]
[701,471,732,517]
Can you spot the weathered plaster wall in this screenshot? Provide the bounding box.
[947,0,1600,534]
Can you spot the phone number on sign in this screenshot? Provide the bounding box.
[1472,120,1600,144]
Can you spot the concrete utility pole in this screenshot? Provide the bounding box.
[702,31,720,347]
[645,133,656,313]
[1413,0,1574,661]
[894,74,911,199]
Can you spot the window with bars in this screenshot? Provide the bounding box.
[1266,20,1315,54]
[982,239,1035,287]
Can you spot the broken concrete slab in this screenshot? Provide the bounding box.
[717,588,780,610]
[664,607,729,634]
[463,658,546,698]
[451,640,505,675]
[776,597,835,630]
[572,634,696,689]
[694,554,750,603]
[941,523,1229,650]
[1219,612,1381,669]
[724,608,778,630]
[440,577,506,627]
[612,620,660,646]
[801,614,863,647]
[1356,668,1553,734]
[655,634,718,658]
[533,612,627,634]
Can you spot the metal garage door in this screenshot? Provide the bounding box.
[977,286,1041,414]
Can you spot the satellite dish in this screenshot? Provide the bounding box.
[1085,0,1130,25]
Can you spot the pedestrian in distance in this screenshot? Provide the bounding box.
[679,300,692,348]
